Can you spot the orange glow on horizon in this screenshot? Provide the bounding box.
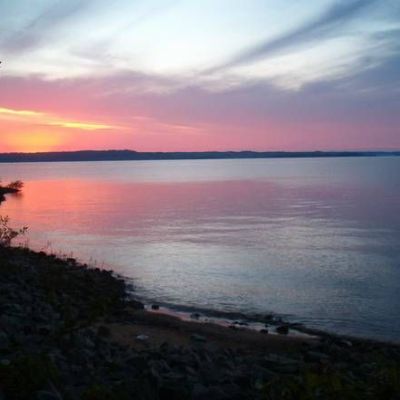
[0,105,124,152]
[5,132,64,153]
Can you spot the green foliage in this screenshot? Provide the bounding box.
[0,354,59,400]
[0,215,28,246]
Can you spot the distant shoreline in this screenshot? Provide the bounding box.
[0,149,399,163]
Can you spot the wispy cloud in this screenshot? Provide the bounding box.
[0,106,120,131]
[1,0,93,53]
[209,0,380,72]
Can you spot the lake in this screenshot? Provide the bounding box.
[1,157,399,341]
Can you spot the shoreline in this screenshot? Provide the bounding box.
[130,291,400,345]
[1,245,399,399]
[0,187,19,204]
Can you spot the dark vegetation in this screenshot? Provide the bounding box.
[0,181,23,203]
[0,150,399,163]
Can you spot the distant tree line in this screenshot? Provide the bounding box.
[0,150,399,163]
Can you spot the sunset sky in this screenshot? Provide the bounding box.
[0,0,399,152]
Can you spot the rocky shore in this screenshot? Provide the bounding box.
[1,245,400,400]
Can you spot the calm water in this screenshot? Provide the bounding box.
[1,157,400,341]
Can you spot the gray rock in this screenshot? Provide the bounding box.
[136,334,149,342]
[191,334,207,343]
[306,351,330,362]
[262,354,299,368]
[97,325,111,337]
[0,314,23,329]
[0,330,9,350]
[35,390,61,400]
[276,325,289,335]
[3,303,24,315]
[126,299,145,310]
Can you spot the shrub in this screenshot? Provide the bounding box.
[7,180,24,190]
[0,215,28,246]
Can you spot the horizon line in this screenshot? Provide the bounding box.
[1,149,400,155]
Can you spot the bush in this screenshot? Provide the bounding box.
[6,180,24,190]
[0,215,28,246]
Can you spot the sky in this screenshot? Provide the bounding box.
[0,0,399,153]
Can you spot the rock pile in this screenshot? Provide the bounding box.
[1,246,399,400]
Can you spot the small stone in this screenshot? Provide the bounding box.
[38,326,51,336]
[306,351,330,362]
[151,304,160,310]
[97,325,111,337]
[263,314,274,322]
[190,313,201,319]
[126,300,145,310]
[35,390,61,400]
[229,325,238,330]
[276,325,289,335]
[190,334,207,343]
[136,334,149,342]
[0,359,11,366]
[192,384,209,400]
[260,329,269,334]
[0,331,9,350]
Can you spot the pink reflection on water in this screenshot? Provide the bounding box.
[2,177,399,239]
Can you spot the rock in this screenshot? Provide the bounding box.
[0,314,23,329]
[192,383,208,399]
[97,325,111,337]
[262,354,300,374]
[273,364,299,374]
[229,325,238,330]
[136,334,149,342]
[276,325,289,335]
[306,351,330,362]
[126,299,145,310]
[76,334,95,349]
[260,329,269,334]
[38,326,52,336]
[0,359,11,367]
[190,312,201,319]
[190,334,207,343]
[151,304,160,310]
[0,330,9,350]
[263,314,274,322]
[35,390,61,400]
[192,384,230,400]
[4,302,24,315]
